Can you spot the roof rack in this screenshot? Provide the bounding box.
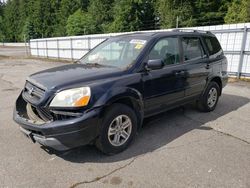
[172,29,212,34]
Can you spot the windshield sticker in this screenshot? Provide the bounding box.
[135,44,144,49]
[130,39,147,45]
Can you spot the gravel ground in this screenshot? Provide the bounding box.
[0,47,249,188]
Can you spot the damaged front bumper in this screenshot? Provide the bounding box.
[13,93,102,151]
[19,126,69,150]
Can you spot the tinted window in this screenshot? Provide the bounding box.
[182,37,205,61]
[149,37,180,65]
[204,36,222,56]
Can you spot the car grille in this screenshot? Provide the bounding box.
[28,104,77,122]
[23,81,45,104]
[22,81,80,123]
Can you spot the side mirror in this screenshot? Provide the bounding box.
[146,59,164,70]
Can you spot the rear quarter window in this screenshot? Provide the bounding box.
[204,36,223,58]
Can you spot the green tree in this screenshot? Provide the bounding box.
[156,0,195,29]
[87,0,114,33]
[66,9,94,35]
[3,0,21,41]
[55,0,80,36]
[25,0,58,38]
[79,0,90,11]
[40,0,57,37]
[22,18,35,40]
[140,0,158,30]
[109,0,157,32]
[193,0,231,26]
[0,1,4,16]
[0,2,4,41]
[0,15,4,42]
[225,0,250,23]
[0,0,246,41]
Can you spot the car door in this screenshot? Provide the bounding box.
[142,36,187,116]
[181,36,210,97]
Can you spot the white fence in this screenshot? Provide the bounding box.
[30,23,250,77]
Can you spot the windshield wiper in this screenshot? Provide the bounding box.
[83,62,117,68]
[85,62,104,66]
[73,60,81,64]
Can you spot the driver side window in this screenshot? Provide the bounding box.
[148,37,180,66]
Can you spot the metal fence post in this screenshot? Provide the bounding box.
[88,37,91,52]
[28,40,31,56]
[57,39,60,60]
[237,26,248,78]
[45,39,48,58]
[70,38,73,60]
[25,39,28,57]
[37,40,39,57]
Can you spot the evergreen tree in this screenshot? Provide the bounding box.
[0,1,4,16]
[140,0,158,30]
[66,9,94,35]
[55,0,80,36]
[3,0,21,41]
[193,0,231,26]
[156,0,195,29]
[0,2,4,41]
[0,0,246,42]
[87,0,114,33]
[40,0,57,37]
[22,18,35,40]
[109,0,157,32]
[225,0,250,23]
[79,0,89,11]
[0,15,4,42]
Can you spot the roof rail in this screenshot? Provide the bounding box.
[172,29,212,34]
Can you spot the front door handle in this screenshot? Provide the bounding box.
[175,70,186,77]
[206,64,210,69]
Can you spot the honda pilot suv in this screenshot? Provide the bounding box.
[14,30,228,154]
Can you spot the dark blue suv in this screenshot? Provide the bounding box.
[14,30,228,154]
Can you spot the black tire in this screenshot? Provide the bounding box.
[95,103,138,155]
[197,81,220,112]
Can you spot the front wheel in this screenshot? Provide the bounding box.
[95,103,137,155]
[197,81,220,112]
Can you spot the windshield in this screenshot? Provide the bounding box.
[80,37,148,69]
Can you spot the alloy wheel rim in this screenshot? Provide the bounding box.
[207,87,218,108]
[108,115,132,147]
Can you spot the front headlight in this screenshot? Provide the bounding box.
[50,87,91,107]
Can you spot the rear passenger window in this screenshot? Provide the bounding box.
[182,37,205,61]
[204,36,222,57]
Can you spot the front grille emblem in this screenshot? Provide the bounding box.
[28,87,34,95]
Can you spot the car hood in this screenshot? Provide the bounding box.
[27,64,123,90]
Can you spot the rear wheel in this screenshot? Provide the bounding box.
[96,103,137,155]
[197,81,220,112]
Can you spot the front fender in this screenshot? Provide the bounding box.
[93,87,144,127]
[94,87,143,109]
